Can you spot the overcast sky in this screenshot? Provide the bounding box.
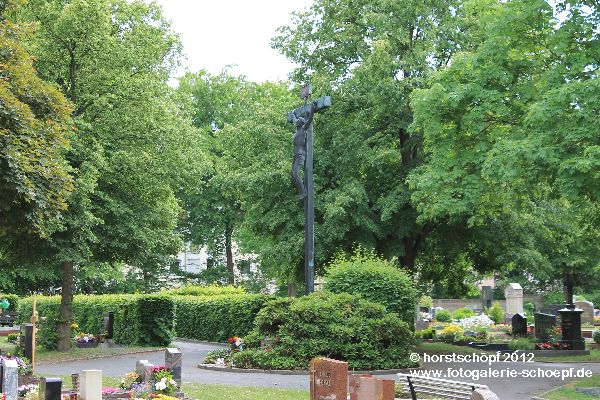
[155,0,314,83]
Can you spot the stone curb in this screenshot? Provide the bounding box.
[37,348,165,365]
[197,363,420,376]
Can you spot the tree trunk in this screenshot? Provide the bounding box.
[225,222,234,285]
[57,261,74,352]
[287,283,297,297]
[564,272,574,306]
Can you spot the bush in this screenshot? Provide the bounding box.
[324,249,418,324]
[235,292,416,370]
[435,309,452,322]
[593,330,600,344]
[543,292,565,306]
[486,303,505,324]
[453,307,475,321]
[583,292,600,307]
[524,302,535,316]
[509,338,535,351]
[419,296,433,309]
[416,326,435,340]
[0,294,19,312]
[173,294,272,342]
[162,285,245,297]
[440,324,464,343]
[18,295,174,349]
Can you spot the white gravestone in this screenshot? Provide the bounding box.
[80,370,102,400]
[504,283,524,315]
[1,359,18,400]
[575,301,594,325]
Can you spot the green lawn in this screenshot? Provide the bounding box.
[541,374,600,400]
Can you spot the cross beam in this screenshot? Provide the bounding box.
[288,93,331,295]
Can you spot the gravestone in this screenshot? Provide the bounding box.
[470,389,501,400]
[103,311,115,340]
[559,305,585,350]
[534,312,557,340]
[136,360,154,382]
[512,313,527,337]
[80,370,102,400]
[575,301,594,325]
[309,358,348,400]
[19,324,34,361]
[349,374,394,400]
[39,378,62,400]
[71,373,80,399]
[165,348,182,387]
[0,359,18,400]
[504,283,524,315]
[481,286,493,309]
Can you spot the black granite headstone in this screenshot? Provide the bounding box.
[559,306,585,350]
[103,311,114,339]
[40,377,62,400]
[20,324,34,361]
[534,312,556,340]
[512,313,527,337]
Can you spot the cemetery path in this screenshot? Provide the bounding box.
[35,340,600,399]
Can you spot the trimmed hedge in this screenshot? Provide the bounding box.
[324,251,418,325]
[173,294,272,342]
[162,285,246,297]
[0,294,19,312]
[232,292,416,370]
[18,295,174,349]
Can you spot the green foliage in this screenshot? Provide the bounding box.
[0,0,73,236]
[18,295,174,349]
[6,333,18,342]
[544,292,565,306]
[593,330,600,344]
[419,296,433,309]
[509,338,535,351]
[584,292,600,308]
[173,294,272,342]
[453,308,475,321]
[416,326,435,340]
[487,303,505,325]
[524,302,536,316]
[239,292,416,370]
[324,249,418,324]
[434,309,452,323]
[162,285,245,297]
[0,294,19,312]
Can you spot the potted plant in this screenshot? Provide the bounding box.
[74,333,99,348]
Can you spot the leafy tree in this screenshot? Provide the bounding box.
[0,0,73,236]
[409,0,600,299]
[12,0,198,350]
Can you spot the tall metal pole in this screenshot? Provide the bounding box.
[305,114,315,295]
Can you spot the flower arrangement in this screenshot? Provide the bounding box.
[101,387,121,395]
[227,336,244,352]
[458,315,494,331]
[150,366,177,395]
[535,342,570,350]
[0,393,6,400]
[18,384,37,397]
[74,333,97,344]
[24,386,38,400]
[546,326,562,344]
[440,324,464,343]
[120,372,143,390]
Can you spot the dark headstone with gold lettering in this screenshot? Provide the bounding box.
[309,358,348,400]
[559,305,585,350]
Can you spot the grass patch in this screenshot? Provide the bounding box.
[536,350,600,363]
[541,374,600,400]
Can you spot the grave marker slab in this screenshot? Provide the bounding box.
[81,370,102,400]
[136,360,154,382]
[19,324,34,361]
[349,374,394,400]
[1,359,18,400]
[104,311,115,340]
[534,312,557,340]
[512,313,527,337]
[165,348,182,387]
[575,301,594,325]
[504,283,524,315]
[309,358,348,400]
[39,378,62,400]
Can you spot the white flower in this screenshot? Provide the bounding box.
[155,381,167,391]
[215,358,225,366]
[170,379,177,386]
[458,315,494,330]
[235,338,243,347]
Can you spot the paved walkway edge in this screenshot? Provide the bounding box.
[197,363,419,376]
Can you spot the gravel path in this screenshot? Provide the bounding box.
[36,340,600,399]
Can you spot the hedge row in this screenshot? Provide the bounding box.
[161,285,246,297]
[173,294,272,342]
[18,295,174,349]
[0,294,19,312]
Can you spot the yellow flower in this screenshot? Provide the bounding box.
[71,323,79,330]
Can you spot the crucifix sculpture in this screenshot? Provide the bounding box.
[288,84,331,294]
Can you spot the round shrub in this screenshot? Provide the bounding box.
[486,303,505,324]
[435,309,452,322]
[593,330,600,344]
[234,292,416,370]
[324,250,418,324]
[453,307,475,321]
